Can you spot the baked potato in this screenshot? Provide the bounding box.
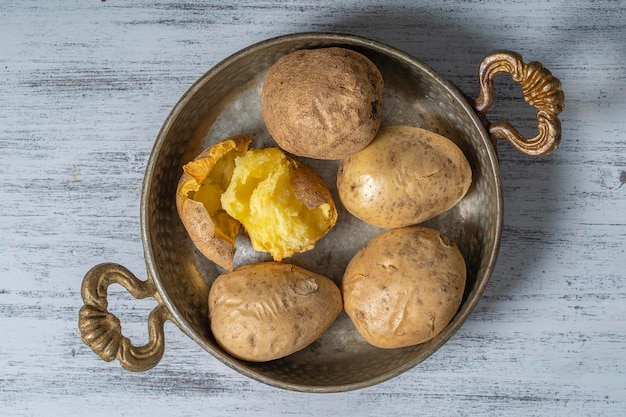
[176,137,337,270]
[342,226,466,349]
[261,47,384,160]
[176,135,251,271]
[337,125,472,228]
[220,147,337,262]
[209,262,343,362]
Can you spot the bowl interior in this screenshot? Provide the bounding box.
[142,33,502,392]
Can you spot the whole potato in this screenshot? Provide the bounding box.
[261,47,383,160]
[342,226,466,349]
[209,262,343,362]
[337,126,472,228]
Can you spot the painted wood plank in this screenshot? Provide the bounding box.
[1,0,625,416]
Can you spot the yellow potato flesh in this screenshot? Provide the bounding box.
[184,148,242,243]
[221,148,333,261]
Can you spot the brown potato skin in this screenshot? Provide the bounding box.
[290,158,336,211]
[337,126,472,228]
[262,47,383,160]
[342,227,466,349]
[209,262,343,362]
[176,196,236,269]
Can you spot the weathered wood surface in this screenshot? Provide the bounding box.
[1,1,625,416]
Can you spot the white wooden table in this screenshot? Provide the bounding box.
[2,1,625,416]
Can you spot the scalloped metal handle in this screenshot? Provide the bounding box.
[474,51,564,156]
[78,263,171,372]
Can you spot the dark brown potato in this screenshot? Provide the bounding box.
[262,47,383,160]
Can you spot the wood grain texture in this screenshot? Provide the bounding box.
[1,0,625,416]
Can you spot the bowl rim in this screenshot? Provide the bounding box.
[140,31,503,392]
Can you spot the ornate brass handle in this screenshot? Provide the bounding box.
[474,51,564,156]
[78,263,171,371]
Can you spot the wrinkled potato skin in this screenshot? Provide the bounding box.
[290,159,336,210]
[262,47,383,160]
[337,126,472,228]
[209,262,343,362]
[342,227,466,349]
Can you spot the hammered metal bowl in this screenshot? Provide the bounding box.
[79,32,563,392]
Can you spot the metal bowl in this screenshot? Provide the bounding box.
[79,32,563,392]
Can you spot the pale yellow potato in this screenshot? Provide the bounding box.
[209,262,343,362]
[337,126,472,228]
[262,47,383,160]
[342,226,466,349]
